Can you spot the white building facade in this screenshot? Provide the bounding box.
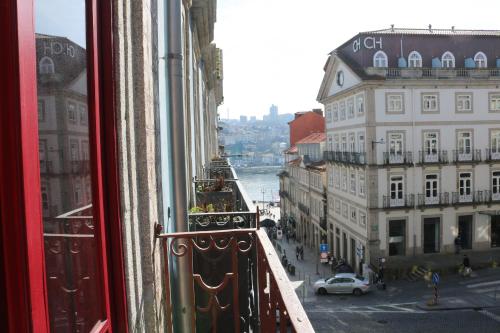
[318,28,500,272]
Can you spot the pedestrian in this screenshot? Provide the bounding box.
[454,234,461,254]
[295,246,299,260]
[462,254,471,277]
[300,245,304,260]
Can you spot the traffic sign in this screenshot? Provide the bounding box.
[320,243,329,253]
[432,272,440,285]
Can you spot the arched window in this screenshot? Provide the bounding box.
[373,51,388,68]
[408,51,422,68]
[441,51,455,68]
[39,56,55,74]
[474,52,487,68]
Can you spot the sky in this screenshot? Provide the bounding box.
[215,0,500,119]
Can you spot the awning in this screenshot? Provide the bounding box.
[478,210,500,216]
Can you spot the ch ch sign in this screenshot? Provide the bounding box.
[352,37,383,53]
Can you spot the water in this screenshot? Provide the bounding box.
[235,166,281,203]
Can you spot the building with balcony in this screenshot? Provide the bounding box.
[318,27,500,272]
[1,1,313,332]
[280,132,328,252]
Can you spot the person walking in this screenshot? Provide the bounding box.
[454,234,461,254]
[462,254,471,277]
[295,246,299,260]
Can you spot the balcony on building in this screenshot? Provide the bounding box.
[417,192,450,208]
[323,150,366,165]
[319,216,327,231]
[418,150,448,165]
[484,190,500,204]
[383,151,413,166]
[365,67,500,79]
[298,202,310,216]
[160,158,313,332]
[486,148,500,162]
[383,194,414,209]
[452,149,482,163]
[451,190,485,205]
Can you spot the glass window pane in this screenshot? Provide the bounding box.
[36,0,104,331]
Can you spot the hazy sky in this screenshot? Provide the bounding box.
[215,0,500,119]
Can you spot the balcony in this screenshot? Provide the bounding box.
[418,150,448,165]
[382,194,414,209]
[383,152,413,166]
[323,151,366,165]
[483,190,500,204]
[298,202,310,216]
[486,149,500,162]
[156,227,314,332]
[452,149,482,163]
[452,191,485,205]
[366,67,500,80]
[417,192,450,208]
[319,217,327,231]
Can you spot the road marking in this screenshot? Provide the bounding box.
[471,287,498,294]
[466,280,500,289]
[306,302,425,314]
[384,304,417,312]
[478,310,500,323]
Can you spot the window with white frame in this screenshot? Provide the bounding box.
[491,130,500,154]
[347,98,355,118]
[341,135,347,152]
[339,101,346,120]
[425,174,439,201]
[389,133,404,154]
[457,131,472,154]
[474,52,487,68]
[459,172,472,197]
[67,101,77,123]
[349,133,356,152]
[38,99,46,122]
[422,94,439,112]
[441,51,455,68]
[334,135,340,151]
[350,207,357,222]
[356,94,364,115]
[82,141,89,161]
[70,140,79,161]
[387,94,404,113]
[423,132,439,155]
[490,94,500,112]
[327,135,333,150]
[74,180,82,205]
[342,168,347,191]
[334,168,340,188]
[359,172,365,197]
[373,51,388,68]
[332,103,339,121]
[359,212,367,228]
[350,171,356,194]
[328,168,334,188]
[493,171,500,199]
[358,133,365,153]
[390,176,404,200]
[39,56,55,74]
[456,94,472,112]
[408,51,422,68]
[342,203,348,218]
[79,105,88,125]
[335,199,341,213]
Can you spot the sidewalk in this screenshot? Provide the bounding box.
[417,294,500,311]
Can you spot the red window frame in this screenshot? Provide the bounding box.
[0,0,128,331]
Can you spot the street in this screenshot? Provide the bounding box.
[273,238,500,333]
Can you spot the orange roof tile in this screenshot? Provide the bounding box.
[296,132,326,144]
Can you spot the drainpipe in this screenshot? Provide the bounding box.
[168,0,195,331]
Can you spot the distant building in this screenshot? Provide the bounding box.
[288,109,325,147]
[240,115,248,123]
[250,115,257,122]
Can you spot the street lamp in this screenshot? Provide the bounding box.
[371,138,385,149]
[261,188,265,207]
[315,230,319,275]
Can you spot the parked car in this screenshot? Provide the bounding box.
[313,273,370,296]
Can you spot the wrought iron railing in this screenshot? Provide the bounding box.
[383,152,413,165]
[484,190,500,203]
[382,194,414,209]
[323,151,366,165]
[417,192,450,207]
[452,149,482,163]
[451,190,485,205]
[367,67,500,79]
[486,148,500,162]
[298,203,310,215]
[418,150,448,164]
[156,227,314,333]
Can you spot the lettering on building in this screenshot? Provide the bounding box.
[43,41,75,57]
[352,37,383,53]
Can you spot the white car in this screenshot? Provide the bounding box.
[313,273,371,296]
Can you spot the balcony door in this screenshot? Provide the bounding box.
[457,131,472,161]
[491,130,500,159]
[458,172,473,203]
[423,132,439,162]
[390,176,404,207]
[493,171,500,201]
[389,133,404,163]
[425,174,439,205]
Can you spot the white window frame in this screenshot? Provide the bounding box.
[359,212,367,228]
[38,99,46,122]
[491,130,500,154]
[342,203,348,218]
[358,132,365,153]
[79,104,88,125]
[457,131,472,157]
[458,172,473,202]
[422,94,439,113]
[356,94,364,115]
[489,94,500,112]
[335,200,341,214]
[332,103,339,121]
[390,175,404,207]
[373,50,388,68]
[387,94,404,113]
[441,51,455,68]
[425,174,439,205]
[408,51,422,68]
[423,132,439,162]
[334,168,340,188]
[474,52,487,68]
[456,94,472,113]
[67,101,77,123]
[350,171,356,194]
[341,134,347,152]
[493,171,500,200]
[347,98,355,119]
[358,172,365,197]
[39,56,55,74]
[339,101,346,120]
[334,135,340,151]
[348,133,356,152]
[350,207,357,223]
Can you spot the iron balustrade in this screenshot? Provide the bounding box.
[452,149,482,163]
[452,190,485,205]
[156,227,315,333]
[298,203,310,216]
[486,148,500,162]
[383,152,413,165]
[417,192,450,207]
[382,194,414,209]
[418,150,448,164]
[483,190,500,203]
[323,150,366,165]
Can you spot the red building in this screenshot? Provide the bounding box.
[288,109,325,147]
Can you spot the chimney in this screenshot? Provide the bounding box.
[451,26,455,32]
[312,108,323,116]
[391,24,394,32]
[428,24,432,32]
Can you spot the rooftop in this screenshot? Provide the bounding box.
[362,27,500,36]
[296,132,326,144]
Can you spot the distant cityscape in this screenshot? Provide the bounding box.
[219,104,293,167]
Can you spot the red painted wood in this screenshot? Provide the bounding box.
[98,0,130,330]
[0,0,51,331]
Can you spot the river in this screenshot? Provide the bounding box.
[235,166,281,204]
